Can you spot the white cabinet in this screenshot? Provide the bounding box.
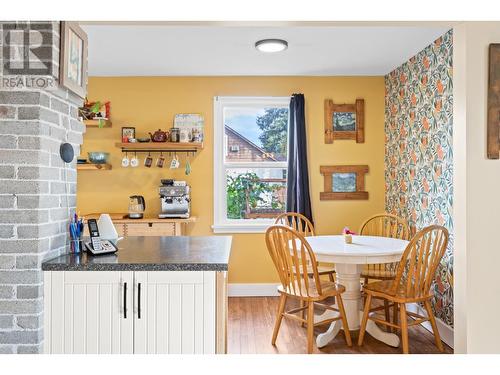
[44,270,225,354]
[133,271,215,354]
[44,271,134,354]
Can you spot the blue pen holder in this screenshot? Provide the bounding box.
[70,238,82,254]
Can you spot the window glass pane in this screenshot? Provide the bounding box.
[224,106,288,162]
[226,168,287,220]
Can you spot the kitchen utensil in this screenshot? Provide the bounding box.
[130,153,139,167]
[156,153,165,168]
[185,154,191,175]
[128,195,145,219]
[149,129,169,142]
[170,128,180,142]
[144,153,153,168]
[170,154,180,169]
[121,152,130,168]
[88,152,110,164]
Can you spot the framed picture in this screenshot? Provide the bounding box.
[60,22,88,98]
[324,99,364,143]
[487,44,500,159]
[320,165,369,200]
[122,127,136,140]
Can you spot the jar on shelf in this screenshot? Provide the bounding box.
[170,127,180,142]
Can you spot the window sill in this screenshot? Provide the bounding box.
[212,222,274,234]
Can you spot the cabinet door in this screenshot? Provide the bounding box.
[134,271,215,354]
[44,271,134,354]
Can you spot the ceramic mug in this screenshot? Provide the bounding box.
[121,154,130,168]
[130,154,139,168]
[170,155,180,169]
[144,154,153,168]
[156,154,165,168]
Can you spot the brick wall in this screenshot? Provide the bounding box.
[0,22,85,354]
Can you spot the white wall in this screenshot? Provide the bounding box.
[453,22,500,354]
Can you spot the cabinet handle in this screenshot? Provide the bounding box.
[138,282,142,319]
[123,282,127,319]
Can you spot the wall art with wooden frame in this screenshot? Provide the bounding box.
[324,98,364,143]
[320,165,369,200]
[60,21,88,99]
[487,43,500,159]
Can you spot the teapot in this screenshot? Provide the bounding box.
[149,129,169,142]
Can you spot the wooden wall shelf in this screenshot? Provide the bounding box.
[84,119,112,128]
[77,163,112,171]
[115,142,203,152]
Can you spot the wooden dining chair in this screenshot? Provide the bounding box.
[358,225,449,354]
[275,212,336,282]
[265,225,352,353]
[359,213,410,326]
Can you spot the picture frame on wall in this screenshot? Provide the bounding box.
[59,22,88,99]
[487,43,500,159]
[320,165,369,200]
[324,98,365,143]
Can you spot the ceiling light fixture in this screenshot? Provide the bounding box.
[255,39,288,53]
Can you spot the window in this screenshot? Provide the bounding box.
[213,96,290,233]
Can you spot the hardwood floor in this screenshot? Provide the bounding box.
[228,296,453,354]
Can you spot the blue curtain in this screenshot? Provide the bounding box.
[286,94,313,224]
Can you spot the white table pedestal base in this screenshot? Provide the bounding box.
[314,263,400,349]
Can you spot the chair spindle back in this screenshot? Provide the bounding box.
[359,213,410,240]
[359,214,410,277]
[391,225,449,299]
[275,212,315,237]
[266,225,321,297]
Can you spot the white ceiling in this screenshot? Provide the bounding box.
[81,24,450,76]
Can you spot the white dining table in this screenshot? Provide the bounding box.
[305,235,409,348]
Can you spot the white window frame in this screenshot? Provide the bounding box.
[212,96,290,233]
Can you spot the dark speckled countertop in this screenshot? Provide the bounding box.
[42,236,232,271]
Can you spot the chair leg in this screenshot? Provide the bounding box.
[399,303,409,354]
[424,300,444,352]
[271,294,287,345]
[300,300,306,327]
[393,302,398,333]
[358,294,372,346]
[336,294,352,346]
[384,299,390,331]
[307,301,315,354]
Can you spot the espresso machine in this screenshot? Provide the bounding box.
[158,180,191,219]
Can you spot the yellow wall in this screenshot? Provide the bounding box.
[78,76,385,283]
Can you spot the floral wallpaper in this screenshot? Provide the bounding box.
[385,30,454,327]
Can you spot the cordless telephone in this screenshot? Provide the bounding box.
[84,219,118,255]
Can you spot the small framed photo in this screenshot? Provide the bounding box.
[324,99,364,143]
[332,172,357,192]
[60,22,88,99]
[320,165,369,200]
[122,127,136,140]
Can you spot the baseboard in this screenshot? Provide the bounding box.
[407,303,454,349]
[228,283,280,297]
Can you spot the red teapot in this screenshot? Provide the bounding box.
[149,129,169,142]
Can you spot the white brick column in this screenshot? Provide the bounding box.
[0,21,86,354]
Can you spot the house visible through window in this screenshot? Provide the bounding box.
[213,96,290,233]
